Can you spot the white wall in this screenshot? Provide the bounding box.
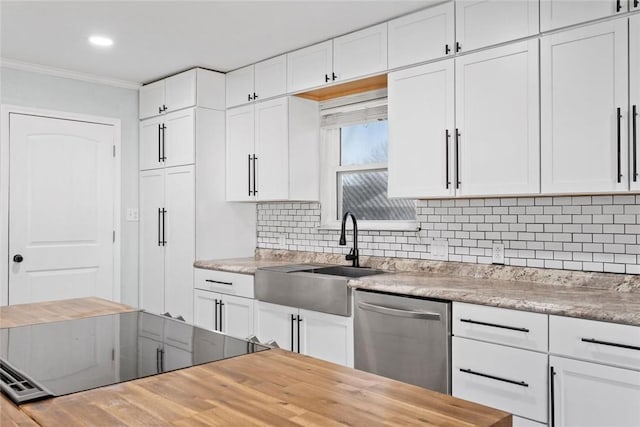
[0,67,140,306]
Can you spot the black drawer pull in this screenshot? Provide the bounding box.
[460,368,528,387]
[581,338,640,351]
[460,318,530,333]
[205,279,233,286]
[617,107,622,183]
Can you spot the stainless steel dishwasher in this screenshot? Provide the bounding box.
[354,290,451,394]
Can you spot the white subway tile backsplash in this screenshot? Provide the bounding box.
[256,196,640,274]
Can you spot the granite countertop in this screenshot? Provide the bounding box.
[195,249,640,327]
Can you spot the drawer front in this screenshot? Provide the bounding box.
[453,337,548,423]
[194,268,254,298]
[453,302,548,351]
[164,318,194,352]
[550,315,640,370]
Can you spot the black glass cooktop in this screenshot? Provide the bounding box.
[0,311,268,404]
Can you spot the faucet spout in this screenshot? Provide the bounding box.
[339,211,359,267]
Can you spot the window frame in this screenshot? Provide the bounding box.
[319,102,417,231]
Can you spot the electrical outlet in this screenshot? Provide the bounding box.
[126,208,139,222]
[492,243,505,264]
[430,239,449,261]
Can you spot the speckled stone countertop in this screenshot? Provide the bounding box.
[195,249,640,326]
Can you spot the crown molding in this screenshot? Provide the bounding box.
[0,58,142,90]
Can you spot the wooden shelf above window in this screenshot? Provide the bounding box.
[295,74,387,102]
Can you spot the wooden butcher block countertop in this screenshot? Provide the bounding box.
[1,298,511,427]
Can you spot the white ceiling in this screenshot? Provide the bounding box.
[1,1,436,85]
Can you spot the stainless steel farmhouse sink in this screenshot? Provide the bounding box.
[254,264,385,316]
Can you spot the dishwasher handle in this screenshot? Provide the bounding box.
[357,301,442,320]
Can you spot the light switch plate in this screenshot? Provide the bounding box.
[126,208,139,222]
[430,239,449,261]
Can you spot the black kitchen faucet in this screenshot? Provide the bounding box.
[339,211,359,267]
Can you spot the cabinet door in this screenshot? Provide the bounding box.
[286,40,333,93]
[163,165,194,323]
[163,109,195,168]
[333,23,387,82]
[138,336,161,377]
[631,15,640,191]
[387,3,454,69]
[388,60,455,198]
[254,55,287,101]
[456,0,538,52]
[254,301,297,351]
[139,169,165,315]
[140,116,164,170]
[220,294,255,340]
[164,70,196,113]
[226,65,255,108]
[194,289,219,331]
[541,20,628,194]
[139,80,165,119]
[162,344,192,372]
[226,105,255,202]
[541,0,627,31]
[255,98,289,200]
[550,356,640,427]
[456,40,539,196]
[298,309,353,367]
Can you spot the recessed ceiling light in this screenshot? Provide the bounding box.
[89,35,113,47]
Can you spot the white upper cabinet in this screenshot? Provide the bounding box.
[226,97,319,202]
[140,68,224,119]
[226,65,254,108]
[254,55,287,101]
[139,109,195,170]
[140,116,165,171]
[333,23,388,82]
[541,20,628,194]
[541,0,628,31]
[388,3,455,69]
[455,0,539,52]
[455,40,540,196]
[287,41,333,93]
[631,15,640,191]
[388,59,455,198]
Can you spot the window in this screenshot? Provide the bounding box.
[320,95,416,229]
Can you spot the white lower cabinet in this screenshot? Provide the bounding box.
[254,301,354,367]
[194,289,255,340]
[452,337,548,423]
[550,356,640,427]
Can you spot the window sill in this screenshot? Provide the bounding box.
[318,221,419,232]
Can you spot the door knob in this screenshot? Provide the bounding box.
[13,254,23,263]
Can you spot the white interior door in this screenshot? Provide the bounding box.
[8,113,115,304]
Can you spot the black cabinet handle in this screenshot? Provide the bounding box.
[617,107,622,183]
[162,104,168,112]
[455,129,461,189]
[13,254,23,263]
[633,105,638,182]
[460,318,530,333]
[581,337,640,351]
[635,0,639,8]
[297,315,303,354]
[214,300,219,331]
[205,279,233,286]
[248,94,253,101]
[459,368,528,387]
[157,124,162,163]
[616,0,622,12]
[219,301,224,332]
[156,347,161,373]
[445,129,451,189]
[159,348,164,372]
[332,72,337,81]
[325,74,330,83]
[445,44,451,55]
[162,124,167,162]
[253,92,258,100]
[290,314,295,351]
[456,42,461,53]
[248,154,252,196]
[157,208,162,246]
[158,106,163,114]
[161,208,166,246]
[550,366,556,427]
[252,155,258,195]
